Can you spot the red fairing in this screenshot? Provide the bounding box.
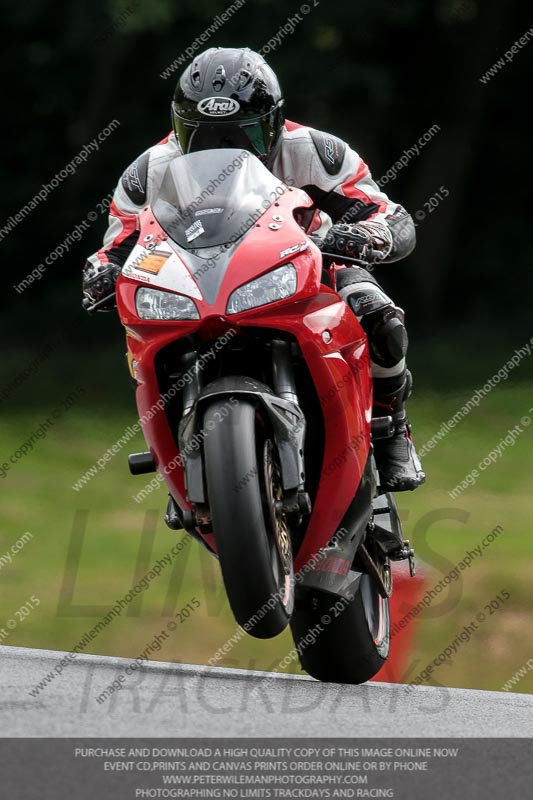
[116,182,372,567]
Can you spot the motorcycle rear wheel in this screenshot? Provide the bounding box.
[290,575,390,684]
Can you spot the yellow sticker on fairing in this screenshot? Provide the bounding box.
[137,250,170,275]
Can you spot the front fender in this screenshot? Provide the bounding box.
[178,376,306,504]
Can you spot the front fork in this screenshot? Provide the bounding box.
[173,340,310,532]
[271,339,298,403]
[177,339,299,411]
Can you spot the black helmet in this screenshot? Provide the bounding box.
[172,47,284,165]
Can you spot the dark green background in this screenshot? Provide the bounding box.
[3,0,532,363]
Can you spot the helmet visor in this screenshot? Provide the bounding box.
[173,105,280,160]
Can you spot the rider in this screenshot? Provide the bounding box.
[83,47,425,492]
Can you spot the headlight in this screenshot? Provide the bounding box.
[226,264,297,315]
[135,287,199,320]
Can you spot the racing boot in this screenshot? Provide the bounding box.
[371,370,425,492]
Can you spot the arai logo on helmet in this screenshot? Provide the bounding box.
[197,97,241,117]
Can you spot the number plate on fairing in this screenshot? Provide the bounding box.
[122,242,202,300]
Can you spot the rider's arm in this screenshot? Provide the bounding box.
[85,132,181,275]
[287,125,416,263]
[82,134,181,311]
[82,157,147,312]
[85,152,150,272]
[328,144,415,263]
[82,149,155,311]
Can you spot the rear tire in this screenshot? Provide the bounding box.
[290,577,389,684]
[203,398,294,639]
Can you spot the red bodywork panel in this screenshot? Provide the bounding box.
[116,185,373,572]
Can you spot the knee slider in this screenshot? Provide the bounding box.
[362,305,408,368]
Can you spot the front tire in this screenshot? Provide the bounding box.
[203,398,294,639]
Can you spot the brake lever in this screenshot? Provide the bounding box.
[82,292,117,315]
[318,250,371,268]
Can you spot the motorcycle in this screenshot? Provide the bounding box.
[112,148,415,684]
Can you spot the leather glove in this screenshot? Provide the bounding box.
[82,261,121,313]
[318,221,393,264]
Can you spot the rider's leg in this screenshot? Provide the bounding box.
[336,266,425,491]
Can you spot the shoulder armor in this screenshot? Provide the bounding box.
[309,130,346,176]
[121,152,150,205]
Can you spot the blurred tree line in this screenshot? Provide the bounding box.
[1,0,531,362]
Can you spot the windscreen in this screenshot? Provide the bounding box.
[152,149,284,250]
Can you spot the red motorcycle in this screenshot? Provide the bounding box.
[115,148,415,684]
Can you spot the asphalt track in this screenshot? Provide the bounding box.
[1,645,532,736]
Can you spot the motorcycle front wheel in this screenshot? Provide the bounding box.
[203,398,294,639]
